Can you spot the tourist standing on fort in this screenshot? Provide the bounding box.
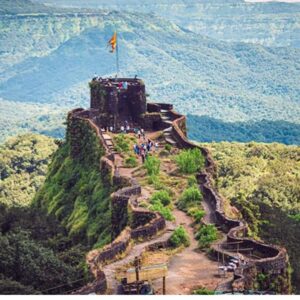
[140,146,146,163]
[141,128,145,140]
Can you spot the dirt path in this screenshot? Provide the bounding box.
[103,221,175,294]
[103,131,232,294]
[152,208,232,294]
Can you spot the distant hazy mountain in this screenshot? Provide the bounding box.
[0,1,299,144]
[0,0,56,14]
[33,0,300,47]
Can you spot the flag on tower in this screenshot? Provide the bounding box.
[108,32,117,53]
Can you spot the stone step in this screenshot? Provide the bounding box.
[102,133,112,140]
[160,109,168,113]
[161,116,170,120]
[165,137,177,146]
[163,120,173,125]
[163,127,173,133]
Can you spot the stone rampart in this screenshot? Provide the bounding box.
[150,103,289,292]
[68,107,167,294]
[70,96,288,294]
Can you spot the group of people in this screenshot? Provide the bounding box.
[92,73,141,91]
[106,122,147,137]
[133,139,158,163]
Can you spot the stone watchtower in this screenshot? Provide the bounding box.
[89,77,147,129]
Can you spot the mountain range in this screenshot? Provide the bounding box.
[32,0,300,47]
[0,0,299,144]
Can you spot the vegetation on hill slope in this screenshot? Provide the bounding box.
[0,204,91,294]
[35,0,300,48]
[0,134,92,294]
[188,115,300,145]
[201,141,300,292]
[34,120,112,247]
[0,134,57,207]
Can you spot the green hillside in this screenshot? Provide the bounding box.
[1,7,299,144]
[0,134,92,294]
[0,134,57,207]
[34,119,112,247]
[188,115,300,145]
[201,141,300,292]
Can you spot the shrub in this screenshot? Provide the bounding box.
[178,186,202,211]
[124,156,138,168]
[187,207,205,223]
[187,175,197,187]
[114,134,130,153]
[149,202,174,221]
[175,148,205,174]
[150,190,171,206]
[165,144,172,152]
[193,287,214,295]
[289,214,300,222]
[195,224,218,248]
[159,150,169,157]
[169,226,190,248]
[144,155,160,176]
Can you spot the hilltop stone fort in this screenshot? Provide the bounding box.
[89,77,179,133]
[68,77,290,295]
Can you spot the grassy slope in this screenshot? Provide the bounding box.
[0,133,57,207]
[34,122,112,248]
[201,141,300,292]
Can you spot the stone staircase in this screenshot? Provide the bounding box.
[160,110,177,147]
[101,131,117,154]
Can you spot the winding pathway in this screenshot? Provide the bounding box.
[103,220,175,294]
[101,130,233,294]
[152,209,232,294]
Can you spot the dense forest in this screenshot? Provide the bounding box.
[0,134,57,207]
[201,141,300,292]
[0,126,114,294]
[0,134,91,294]
[188,115,300,145]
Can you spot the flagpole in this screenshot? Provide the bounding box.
[116,31,120,77]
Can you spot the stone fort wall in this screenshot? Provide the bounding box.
[68,95,289,294]
[68,108,166,294]
[155,104,289,293]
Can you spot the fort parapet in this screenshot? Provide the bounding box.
[89,77,169,131]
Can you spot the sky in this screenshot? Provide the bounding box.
[245,0,300,2]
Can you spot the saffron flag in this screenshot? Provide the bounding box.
[108,32,117,53]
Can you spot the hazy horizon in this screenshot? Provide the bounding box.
[246,0,300,2]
